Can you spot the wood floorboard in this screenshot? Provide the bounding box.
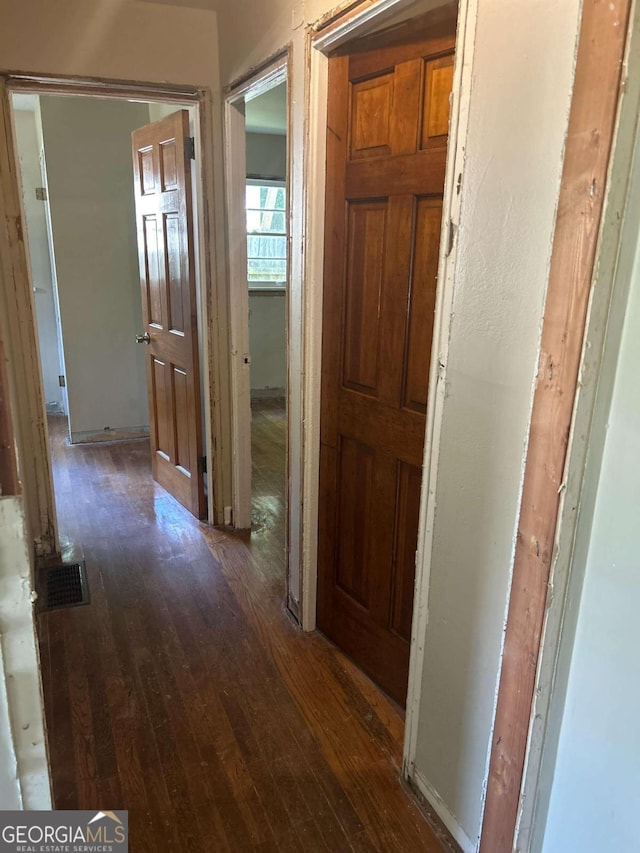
[38,404,443,852]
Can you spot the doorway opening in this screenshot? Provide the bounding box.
[225,61,291,610]
[10,90,211,527]
[245,83,288,578]
[315,3,457,708]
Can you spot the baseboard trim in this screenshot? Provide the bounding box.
[287,593,300,625]
[408,768,475,853]
[70,426,150,445]
[250,387,286,399]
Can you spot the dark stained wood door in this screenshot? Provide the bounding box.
[131,110,206,519]
[318,10,456,705]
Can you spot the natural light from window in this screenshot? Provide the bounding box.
[246,182,287,288]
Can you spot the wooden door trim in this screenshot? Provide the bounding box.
[0,337,19,496]
[334,4,458,65]
[518,7,640,847]
[0,73,224,546]
[479,1,633,850]
[6,74,200,101]
[223,90,252,532]
[0,78,57,555]
[311,0,447,51]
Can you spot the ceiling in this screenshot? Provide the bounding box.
[245,83,287,136]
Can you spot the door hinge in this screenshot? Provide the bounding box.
[58,375,66,387]
[35,187,48,201]
[197,455,207,475]
[185,136,195,160]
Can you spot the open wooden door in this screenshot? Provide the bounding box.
[317,9,456,704]
[131,110,206,519]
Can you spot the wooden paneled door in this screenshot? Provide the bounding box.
[131,110,206,519]
[318,9,457,705]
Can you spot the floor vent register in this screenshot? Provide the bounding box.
[37,561,90,612]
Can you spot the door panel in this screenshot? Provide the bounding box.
[345,150,447,198]
[165,214,185,333]
[132,110,205,518]
[390,461,423,642]
[159,139,178,190]
[318,10,456,705]
[422,54,455,149]
[336,435,375,607]
[350,75,394,159]
[403,197,443,414]
[174,368,192,471]
[143,216,163,325]
[343,202,387,394]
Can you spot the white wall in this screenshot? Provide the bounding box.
[12,109,64,414]
[412,1,582,846]
[249,293,286,393]
[215,0,292,87]
[39,95,151,441]
[246,130,287,393]
[0,497,51,809]
[146,102,186,123]
[0,656,21,809]
[540,229,640,853]
[246,132,287,179]
[0,1,220,90]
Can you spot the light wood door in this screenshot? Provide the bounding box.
[131,110,205,519]
[318,10,456,705]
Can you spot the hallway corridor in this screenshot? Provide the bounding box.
[37,416,446,852]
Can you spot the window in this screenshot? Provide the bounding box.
[246,182,287,289]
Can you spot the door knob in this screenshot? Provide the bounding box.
[136,332,151,344]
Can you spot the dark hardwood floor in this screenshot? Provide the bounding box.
[249,397,286,546]
[38,405,443,852]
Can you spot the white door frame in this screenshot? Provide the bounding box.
[224,55,289,531]
[302,4,473,845]
[0,75,221,544]
[224,54,297,606]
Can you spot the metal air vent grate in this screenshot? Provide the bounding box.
[39,562,90,612]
